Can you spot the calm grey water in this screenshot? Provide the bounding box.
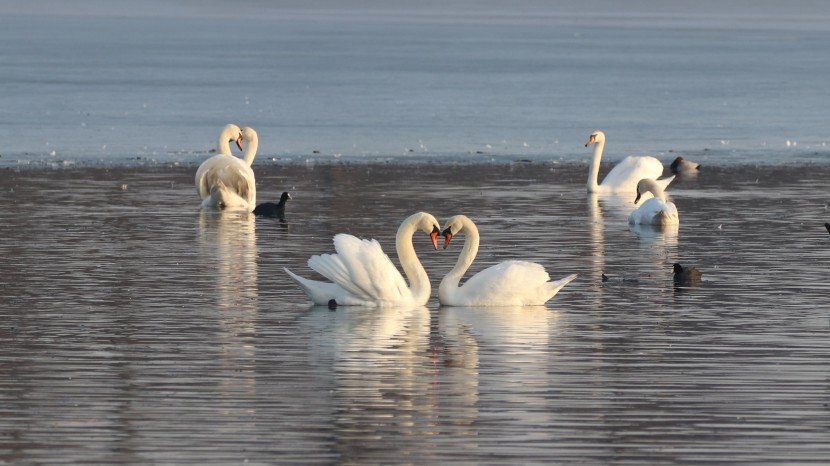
[1,3,829,167]
[1,162,829,464]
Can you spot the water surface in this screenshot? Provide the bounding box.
[1,162,828,464]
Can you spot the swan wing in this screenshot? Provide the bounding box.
[216,158,256,205]
[195,154,225,199]
[601,155,665,192]
[308,234,409,303]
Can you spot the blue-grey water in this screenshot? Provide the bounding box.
[1,2,830,465]
[1,2,829,166]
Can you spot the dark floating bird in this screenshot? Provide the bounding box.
[253,192,292,218]
[670,156,700,174]
[673,263,702,286]
[327,299,338,310]
[825,223,830,235]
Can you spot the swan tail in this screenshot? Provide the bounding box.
[546,273,578,299]
[656,205,680,225]
[284,267,349,306]
[656,175,675,191]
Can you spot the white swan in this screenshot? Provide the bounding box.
[628,178,680,226]
[585,130,674,194]
[285,212,441,307]
[195,125,258,211]
[438,215,577,307]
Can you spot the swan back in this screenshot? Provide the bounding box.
[629,179,679,226]
[439,215,576,306]
[201,179,249,210]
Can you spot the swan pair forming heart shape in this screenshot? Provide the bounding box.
[195,124,259,211]
[285,212,577,308]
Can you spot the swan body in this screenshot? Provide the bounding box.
[439,215,576,307]
[585,130,674,194]
[628,178,680,226]
[285,212,441,307]
[670,156,700,174]
[196,125,258,211]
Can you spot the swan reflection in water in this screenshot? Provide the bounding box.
[197,210,258,404]
[588,193,636,284]
[438,305,559,449]
[589,193,678,285]
[300,304,434,463]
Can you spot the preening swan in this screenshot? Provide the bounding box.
[628,178,680,226]
[195,125,258,211]
[439,215,577,307]
[585,130,674,194]
[285,212,441,307]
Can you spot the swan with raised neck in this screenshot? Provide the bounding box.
[584,130,674,195]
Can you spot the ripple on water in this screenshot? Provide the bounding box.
[1,163,829,464]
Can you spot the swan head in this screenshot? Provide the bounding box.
[440,215,469,250]
[220,124,244,152]
[585,130,605,147]
[634,178,659,204]
[404,212,440,250]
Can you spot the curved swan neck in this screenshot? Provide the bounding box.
[217,124,241,156]
[396,215,430,302]
[217,133,233,156]
[441,217,480,291]
[648,183,667,202]
[242,131,258,166]
[587,139,604,192]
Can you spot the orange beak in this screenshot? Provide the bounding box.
[236,135,244,152]
[429,227,439,250]
[585,135,596,147]
[442,230,453,250]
